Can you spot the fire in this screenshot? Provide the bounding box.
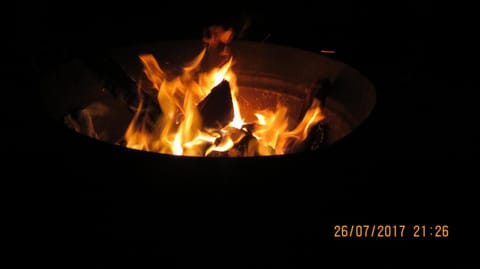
[124,27,324,157]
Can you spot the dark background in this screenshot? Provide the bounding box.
[12,0,477,267]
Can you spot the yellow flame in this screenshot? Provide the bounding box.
[253,106,289,154]
[124,47,325,157]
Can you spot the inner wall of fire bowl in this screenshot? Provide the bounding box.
[43,40,376,157]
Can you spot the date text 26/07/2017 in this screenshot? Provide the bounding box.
[333,224,449,239]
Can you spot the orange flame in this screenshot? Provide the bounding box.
[124,37,324,157]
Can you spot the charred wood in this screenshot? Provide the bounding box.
[197,80,234,129]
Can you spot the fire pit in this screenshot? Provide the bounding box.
[42,31,375,160]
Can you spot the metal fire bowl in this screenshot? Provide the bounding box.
[43,40,375,146]
[40,40,376,185]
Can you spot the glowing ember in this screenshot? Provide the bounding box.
[123,30,324,156]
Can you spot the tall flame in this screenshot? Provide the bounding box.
[124,30,324,157]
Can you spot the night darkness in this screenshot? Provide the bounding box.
[12,1,477,268]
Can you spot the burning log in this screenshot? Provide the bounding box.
[197,80,234,129]
[305,80,332,150]
[206,127,249,157]
[289,83,329,153]
[302,79,333,117]
[282,121,327,153]
[300,121,327,151]
[206,124,274,157]
[281,79,330,153]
